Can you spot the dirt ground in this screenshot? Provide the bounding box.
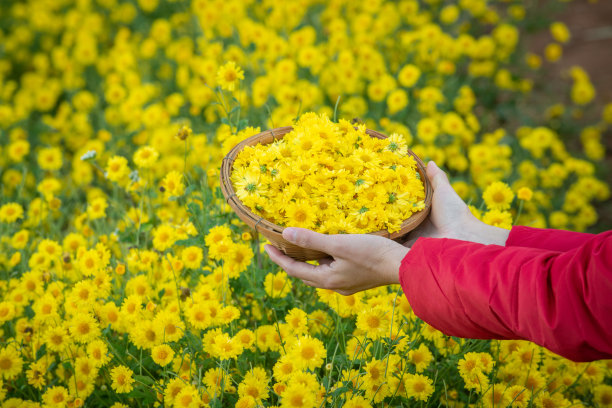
[527,0,612,103]
[526,0,612,231]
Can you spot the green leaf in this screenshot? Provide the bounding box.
[134,375,155,386]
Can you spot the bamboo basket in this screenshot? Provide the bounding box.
[220,126,433,261]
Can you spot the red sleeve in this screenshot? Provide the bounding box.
[399,232,612,362]
[506,225,595,252]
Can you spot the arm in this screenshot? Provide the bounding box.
[408,161,595,252]
[400,233,612,362]
[506,225,595,252]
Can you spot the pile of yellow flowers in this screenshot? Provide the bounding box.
[0,0,611,407]
[231,113,426,234]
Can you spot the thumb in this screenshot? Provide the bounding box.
[426,161,450,192]
[283,227,334,254]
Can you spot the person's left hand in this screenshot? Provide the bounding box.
[264,227,408,295]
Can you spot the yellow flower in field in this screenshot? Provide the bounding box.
[45,325,71,353]
[110,365,135,393]
[26,359,47,390]
[526,52,542,69]
[0,203,24,223]
[483,181,514,210]
[517,187,533,201]
[550,22,570,43]
[481,385,512,408]
[593,385,612,408]
[417,117,439,144]
[408,343,434,373]
[105,83,126,105]
[204,225,232,247]
[69,313,101,344]
[273,354,296,383]
[544,43,562,62]
[280,381,317,408]
[235,329,255,350]
[78,249,103,276]
[186,301,212,330]
[398,64,421,88]
[87,340,110,367]
[160,170,184,197]
[37,147,63,171]
[11,229,29,249]
[133,145,159,168]
[343,395,372,408]
[105,155,130,182]
[210,332,243,360]
[238,367,269,403]
[7,139,30,162]
[217,61,244,91]
[264,271,292,298]
[152,344,175,366]
[226,243,253,275]
[153,310,184,343]
[152,224,177,252]
[386,88,408,115]
[75,356,99,380]
[404,373,434,402]
[290,335,326,371]
[0,346,23,380]
[356,307,389,339]
[87,196,108,220]
[441,112,466,136]
[603,103,612,123]
[235,396,257,408]
[207,238,233,261]
[0,302,15,323]
[285,308,309,335]
[181,246,203,269]
[174,384,200,408]
[42,386,69,407]
[163,377,186,406]
[218,305,240,324]
[571,79,595,106]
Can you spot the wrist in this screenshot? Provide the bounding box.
[382,243,408,285]
[461,218,510,246]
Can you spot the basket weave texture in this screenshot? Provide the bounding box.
[220,126,433,261]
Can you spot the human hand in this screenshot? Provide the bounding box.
[405,161,509,246]
[264,228,408,295]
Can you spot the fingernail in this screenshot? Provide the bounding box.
[283,227,297,243]
[429,161,437,168]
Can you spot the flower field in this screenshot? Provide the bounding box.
[0,0,611,407]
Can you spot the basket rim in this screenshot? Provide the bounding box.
[220,126,433,239]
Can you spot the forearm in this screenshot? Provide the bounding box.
[455,219,510,246]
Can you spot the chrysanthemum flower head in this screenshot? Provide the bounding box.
[216,61,244,92]
[110,365,135,394]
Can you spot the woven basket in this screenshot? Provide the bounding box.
[220,126,433,261]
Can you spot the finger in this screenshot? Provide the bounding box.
[264,244,323,282]
[283,227,336,255]
[426,161,450,191]
[301,279,319,288]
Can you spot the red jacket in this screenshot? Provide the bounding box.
[399,226,612,362]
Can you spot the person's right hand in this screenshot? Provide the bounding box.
[404,161,510,247]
